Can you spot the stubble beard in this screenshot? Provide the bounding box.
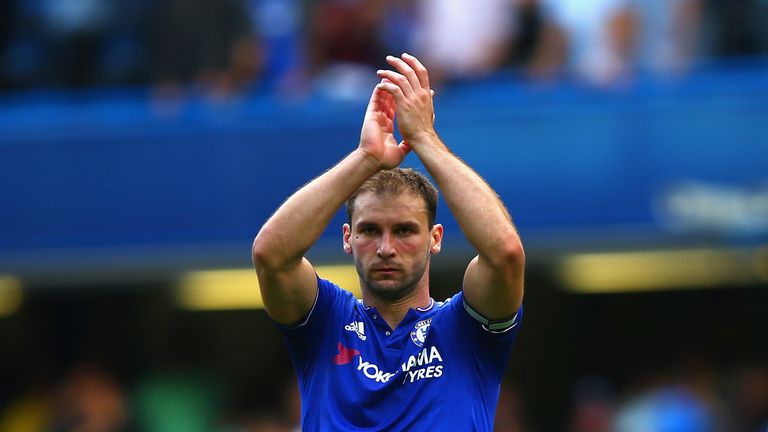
[354,250,430,302]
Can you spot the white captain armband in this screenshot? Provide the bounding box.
[463,298,521,334]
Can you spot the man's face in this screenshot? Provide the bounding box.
[343,191,442,302]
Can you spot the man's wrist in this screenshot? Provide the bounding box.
[353,148,385,173]
[404,130,441,150]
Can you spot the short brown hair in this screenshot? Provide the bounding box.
[345,168,439,227]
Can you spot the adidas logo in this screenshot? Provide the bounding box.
[344,321,367,341]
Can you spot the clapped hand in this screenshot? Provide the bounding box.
[376,53,436,148]
[359,78,411,170]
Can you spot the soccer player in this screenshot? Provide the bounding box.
[252,53,525,430]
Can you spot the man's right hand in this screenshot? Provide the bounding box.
[359,79,411,170]
[375,53,437,150]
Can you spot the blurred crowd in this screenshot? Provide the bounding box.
[560,362,768,432]
[495,363,768,432]
[0,363,302,432]
[1,359,766,431]
[1,0,768,98]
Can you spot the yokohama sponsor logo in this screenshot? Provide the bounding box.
[356,357,396,383]
[333,341,396,383]
[400,346,444,384]
[334,342,444,384]
[400,346,443,372]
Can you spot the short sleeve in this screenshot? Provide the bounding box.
[440,291,523,381]
[272,276,348,360]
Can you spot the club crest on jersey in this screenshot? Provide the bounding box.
[410,318,432,347]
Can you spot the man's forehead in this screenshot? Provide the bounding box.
[352,191,429,221]
[354,190,427,208]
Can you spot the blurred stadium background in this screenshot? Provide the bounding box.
[1,0,767,430]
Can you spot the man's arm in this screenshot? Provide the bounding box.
[252,83,410,325]
[376,54,524,320]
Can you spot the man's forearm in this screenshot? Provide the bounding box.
[409,134,521,264]
[253,149,380,270]
[374,52,524,318]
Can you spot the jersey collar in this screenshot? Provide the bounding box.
[357,298,435,314]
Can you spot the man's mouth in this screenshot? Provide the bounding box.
[372,266,400,275]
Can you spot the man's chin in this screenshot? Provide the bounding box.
[368,280,402,293]
[365,280,413,302]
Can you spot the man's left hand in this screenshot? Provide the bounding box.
[376,53,437,148]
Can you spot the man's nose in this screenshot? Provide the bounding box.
[377,232,396,258]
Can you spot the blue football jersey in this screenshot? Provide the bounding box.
[275,276,523,431]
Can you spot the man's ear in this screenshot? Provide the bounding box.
[342,223,353,254]
[430,224,443,255]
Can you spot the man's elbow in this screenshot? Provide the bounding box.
[496,235,525,270]
[252,231,279,270]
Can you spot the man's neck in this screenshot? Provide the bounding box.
[362,283,431,330]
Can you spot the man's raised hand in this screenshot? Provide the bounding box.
[376,53,437,148]
[359,78,411,170]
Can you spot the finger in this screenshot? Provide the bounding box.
[400,53,431,92]
[367,79,394,114]
[376,81,406,105]
[380,78,397,118]
[428,89,435,123]
[365,83,380,111]
[371,80,395,114]
[376,71,414,99]
[397,140,412,157]
[386,55,423,92]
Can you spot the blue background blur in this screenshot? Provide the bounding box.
[3,66,767,271]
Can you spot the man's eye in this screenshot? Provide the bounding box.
[397,228,413,235]
[361,227,377,234]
